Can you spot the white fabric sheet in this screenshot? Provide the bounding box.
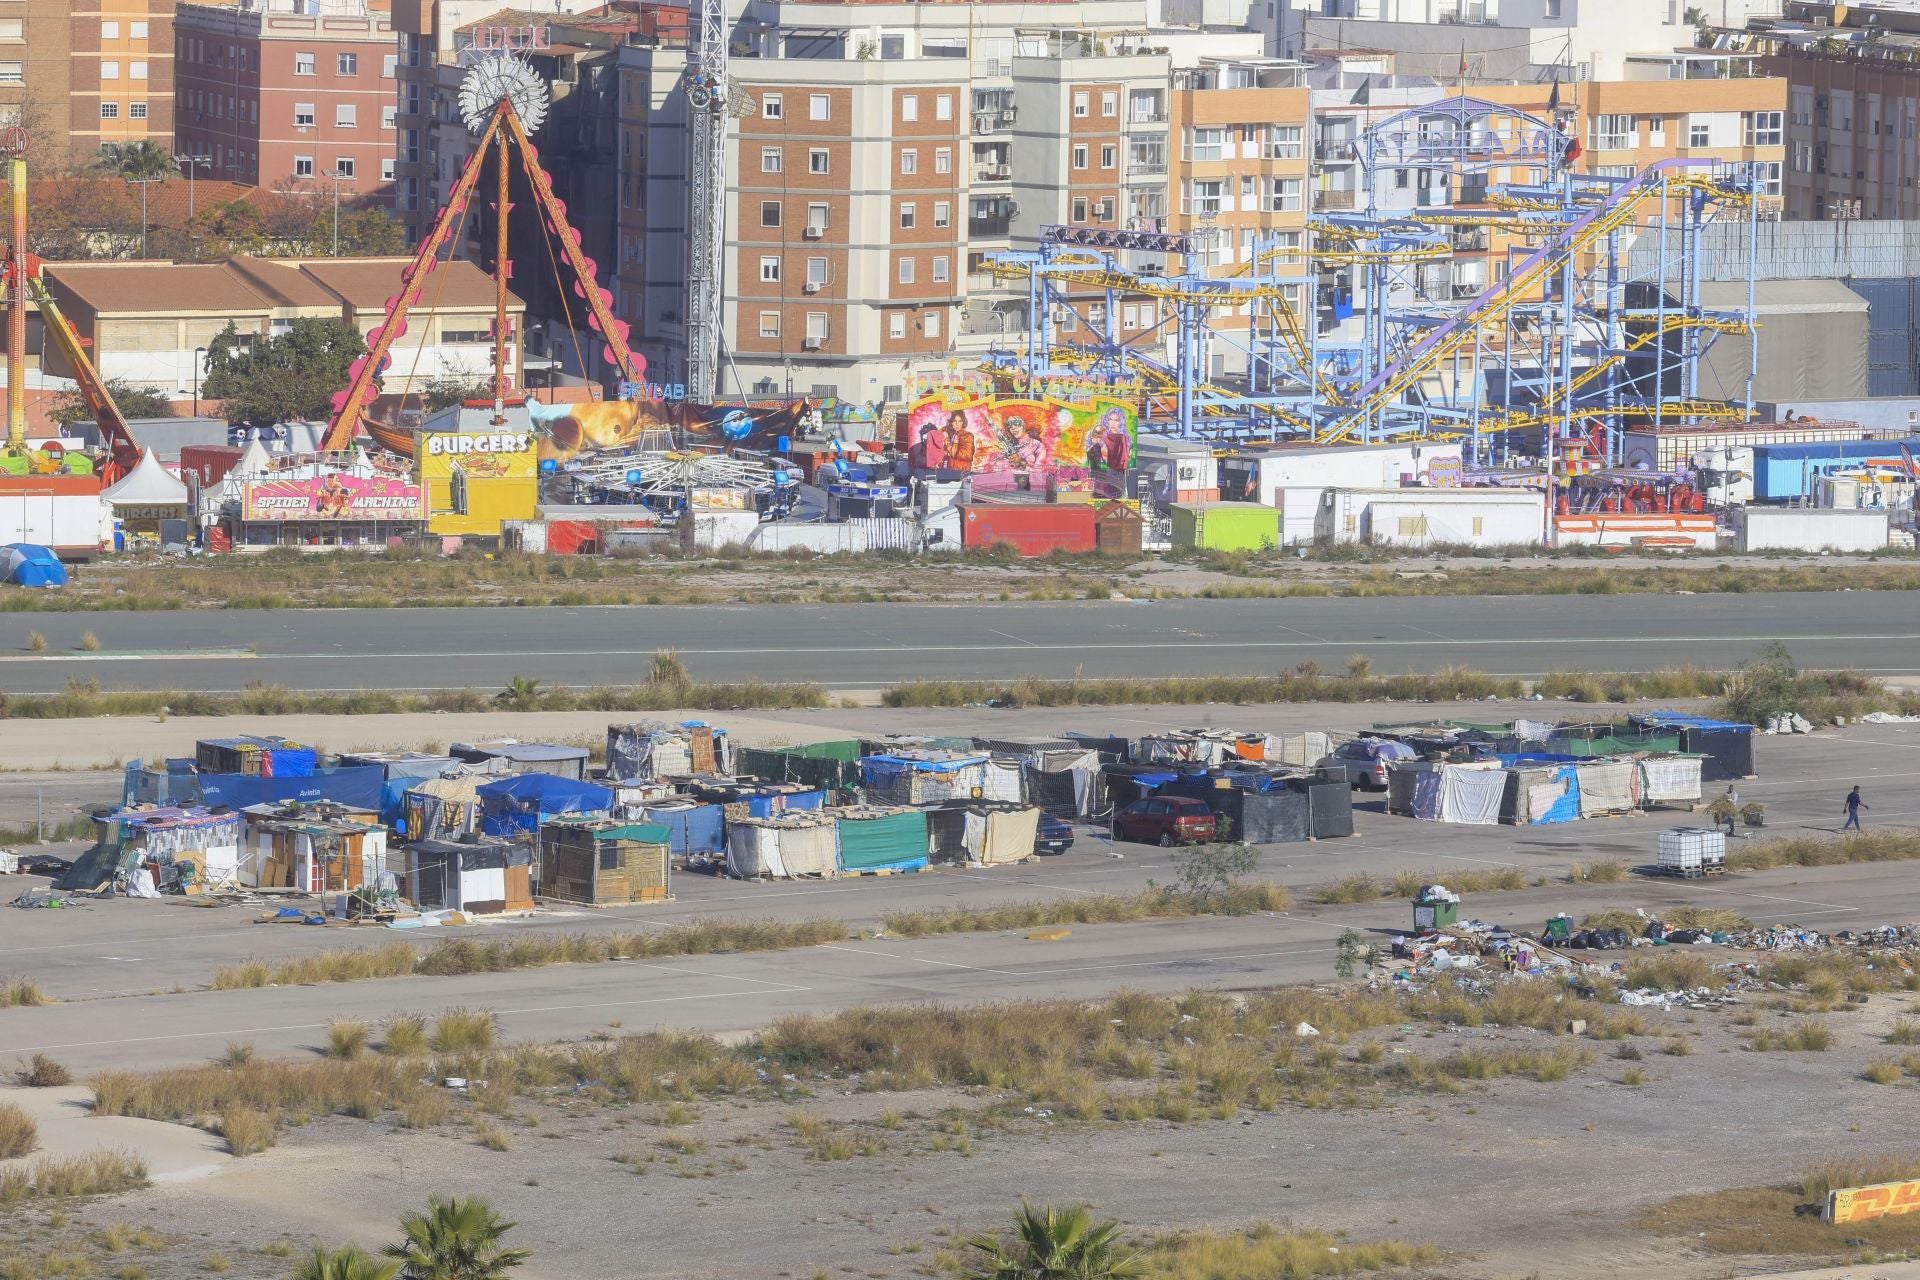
[1576,760,1638,814]
[1437,765,1505,825]
[1638,756,1703,803]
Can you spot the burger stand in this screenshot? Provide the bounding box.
[414,428,539,539]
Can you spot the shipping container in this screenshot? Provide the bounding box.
[1316,487,1544,548]
[0,476,103,557]
[1735,507,1890,553]
[1168,501,1278,552]
[959,502,1097,555]
[1622,423,1907,472]
[179,445,245,488]
[1749,438,1920,501]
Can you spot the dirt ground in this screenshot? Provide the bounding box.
[4,984,1915,1280]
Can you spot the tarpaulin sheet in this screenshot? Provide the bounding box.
[479,775,614,836]
[737,747,860,791]
[407,775,488,842]
[1410,770,1444,820]
[1135,737,1229,766]
[1262,731,1332,767]
[641,803,726,856]
[1304,779,1354,838]
[1024,767,1079,818]
[198,765,384,813]
[981,759,1025,804]
[834,809,929,872]
[741,789,826,818]
[1243,789,1310,843]
[1525,766,1580,824]
[862,756,987,805]
[1431,765,1504,824]
[1681,727,1754,781]
[1638,756,1703,803]
[726,817,839,878]
[1575,760,1637,815]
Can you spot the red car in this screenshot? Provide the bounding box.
[1114,796,1218,847]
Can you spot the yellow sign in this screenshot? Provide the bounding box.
[415,432,538,536]
[1827,1179,1920,1224]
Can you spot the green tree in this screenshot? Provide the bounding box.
[48,377,173,427]
[94,140,175,181]
[420,372,494,411]
[965,1203,1145,1280]
[201,316,367,424]
[294,1244,400,1280]
[325,205,408,257]
[383,1196,530,1280]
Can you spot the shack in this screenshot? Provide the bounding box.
[607,722,732,780]
[1159,774,1353,842]
[57,807,244,896]
[407,834,533,915]
[860,753,989,806]
[639,799,727,857]
[832,806,930,874]
[477,775,615,837]
[1631,713,1756,781]
[241,801,388,892]
[196,736,315,777]
[539,818,672,906]
[927,804,1041,865]
[452,740,591,781]
[726,812,840,879]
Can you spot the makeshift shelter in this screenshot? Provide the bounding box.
[1022,747,1106,819]
[1637,755,1704,807]
[477,774,614,837]
[735,745,861,791]
[1,543,68,588]
[1574,759,1639,815]
[640,799,726,856]
[1631,713,1756,780]
[1502,763,1582,825]
[197,735,315,777]
[539,819,672,905]
[833,807,929,873]
[726,813,841,879]
[928,804,1041,865]
[405,774,491,842]
[685,779,826,818]
[57,807,243,895]
[607,722,732,780]
[1406,763,1507,825]
[1134,731,1236,766]
[1231,731,1332,767]
[196,765,385,813]
[1160,775,1353,842]
[337,752,460,827]
[407,835,533,915]
[861,753,988,805]
[452,740,591,781]
[123,758,201,807]
[241,801,388,892]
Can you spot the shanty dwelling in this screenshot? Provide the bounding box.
[56,807,245,896]
[240,801,388,893]
[407,835,534,916]
[725,813,841,880]
[607,722,733,780]
[539,819,673,906]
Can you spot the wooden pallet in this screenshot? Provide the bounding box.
[843,865,922,877]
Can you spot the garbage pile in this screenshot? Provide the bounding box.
[1762,713,1815,735]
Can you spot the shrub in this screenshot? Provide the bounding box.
[1,977,46,1008]
[382,1015,429,1057]
[216,1107,277,1157]
[325,1019,371,1061]
[16,1054,71,1087]
[433,1009,497,1054]
[0,1102,38,1159]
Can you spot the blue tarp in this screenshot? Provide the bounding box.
[197,765,385,812]
[743,789,825,818]
[860,753,989,786]
[1532,764,1581,824]
[1,543,68,588]
[1632,713,1752,732]
[478,774,614,836]
[1492,752,1586,766]
[640,803,726,855]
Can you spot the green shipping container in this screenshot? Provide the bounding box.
[834,810,930,873]
[1169,501,1279,552]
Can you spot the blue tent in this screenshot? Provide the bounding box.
[478,774,614,836]
[1,544,68,588]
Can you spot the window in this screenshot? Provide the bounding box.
[1589,113,1634,150]
[334,157,355,178]
[132,20,149,38]
[1185,126,1227,161]
[294,155,315,177]
[806,312,828,341]
[933,200,950,227]
[1471,517,1485,538]
[0,60,25,83]
[935,94,952,121]
[383,105,396,130]
[129,101,147,119]
[763,93,782,119]
[898,256,915,283]
[900,148,917,174]
[1184,179,1223,216]
[900,94,918,121]
[336,104,357,128]
[101,60,120,80]
[1689,120,1710,147]
[889,313,906,339]
[759,311,781,338]
[1071,144,1088,169]
[1072,196,1088,221]
[295,102,316,127]
[808,148,829,174]
[1100,144,1116,169]
[1266,125,1302,159]
[806,256,827,285]
[900,202,916,228]
[924,310,941,338]
[1759,159,1782,196]
[295,52,316,75]
[0,21,18,40]
[934,147,951,174]
[1647,115,1667,146]
[1397,516,1429,538]
[337,52,358,75]
[759,256,781,282]
[1746,110,1783,146]
[806,203,828,233]
[100,101,119,118]
[384,53,397,77]
[809,93,830,120]
[381,156,395,180]
[761,146,782,173]
[101,19,119,38]
[1268,177,1302,212]
[760,200,781,227]
[129,61,147,80]
[1072,90,1089,117]
[932,255,949,282]
[1101,90,1117,117]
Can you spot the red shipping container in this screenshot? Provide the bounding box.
[179,445,244,488]
[959,503,1097,556]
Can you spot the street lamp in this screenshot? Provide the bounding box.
[192,346,207,416]
[323,168,351,255]
[172,153,211,221]
[125,175,164,258]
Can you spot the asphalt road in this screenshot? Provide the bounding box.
[2,592,1917,692]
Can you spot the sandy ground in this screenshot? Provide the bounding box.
[0,1084,230,1184]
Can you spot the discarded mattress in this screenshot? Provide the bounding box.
[725,814,839,879]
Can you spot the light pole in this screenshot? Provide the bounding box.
[192,345,206,416]
[324,168,351,255]
[125,175,164,258]
[172,154,211,220]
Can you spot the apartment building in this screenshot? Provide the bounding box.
[174,0,399,200]
[0,0,175,166]
[1742,0,1920,221]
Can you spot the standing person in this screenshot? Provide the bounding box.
[1843,785,1868,831]
[1719,784,1739,837]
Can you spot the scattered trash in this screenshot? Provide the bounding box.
[1294,1022,1320,1037]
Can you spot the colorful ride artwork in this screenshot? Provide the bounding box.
[903,389,1139,477]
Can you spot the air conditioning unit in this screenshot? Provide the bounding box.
[802,281,822,293]
[803,225,824,238]
[802,336,824,350]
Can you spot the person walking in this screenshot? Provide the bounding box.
[1719,785,1739,837]
[1842,785,1869,832]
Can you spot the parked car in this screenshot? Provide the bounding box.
[1113,796,1217,846]
[1033,813,1075,856]
[1317,739,1412,791]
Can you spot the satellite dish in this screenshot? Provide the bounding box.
[458,54,549,135]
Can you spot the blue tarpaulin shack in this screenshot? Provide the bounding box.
[639,800,726,856]
[478,774,614,836]
[1631,713,1755,780]
[1,544,68,588]
[197,765,384,812]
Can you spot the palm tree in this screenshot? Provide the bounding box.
[383,1196,531,1280]
[294,1244,400,1280]
[965,1202,1146,1280]
[95,139,174,181]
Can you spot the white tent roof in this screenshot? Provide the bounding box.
[229,437,274,479]
[101,450,190,506]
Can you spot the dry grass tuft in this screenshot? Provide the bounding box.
[215,1107,277,1157]
[16,1054,71,1087]
[1729,830,1920,872]
[1861,1060,1906,1085]
[1621,953,1718,993]
[1567,860,1628,883]
[883,885,1290,938]
[1138,1222,1439,1277]
[1746,1022,1835,1052]
[1,977,47,1008]
[380,1015,430,1057]
[0,1150,149,1207]
[1639,1158,1920,1257]
[432,1008,497,1054]
[0,1102,38,1159]
[324,1019,371,1061]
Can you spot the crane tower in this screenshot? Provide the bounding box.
[684,0,729,403]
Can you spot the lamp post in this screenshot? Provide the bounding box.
[192,345,207,416]
[172,153,211,220]
[324,168,350,256]
[125,175,164,258]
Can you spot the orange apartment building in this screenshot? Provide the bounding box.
[1,0,175,166]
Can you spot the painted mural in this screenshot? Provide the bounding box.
[523,398,819,464]
[904,393,1139,475]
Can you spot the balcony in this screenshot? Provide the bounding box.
[973,166,1012,183]
[972,109,1016,136]
[969,216,1013,238]
[1128,160,1168,178]
[1317,188,1357,211]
